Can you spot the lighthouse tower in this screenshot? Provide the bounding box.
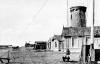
[70,6,87,27]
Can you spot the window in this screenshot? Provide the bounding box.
[48,42,51,49]
[52,39,54,41]
[72,38,74,47]
[55,42,57,47]
[71,15,72,20]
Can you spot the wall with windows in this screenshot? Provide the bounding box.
[50,40,59,51]
[47,42,51,50]
[47,37,64,51]
[86,37,100,49]
[47,36,100,52]
[62,36,100,52]
[71,37,83,48]
[94,38,100,49]
[62,36,86,52]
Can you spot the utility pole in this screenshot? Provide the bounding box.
[91,0,95,45]
[66,0,70,61]
[67,0,69,27]
[90,0,95,62]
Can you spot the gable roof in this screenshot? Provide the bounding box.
[53,35,62,42]
[62,26,100,37]
[48,35,63,42]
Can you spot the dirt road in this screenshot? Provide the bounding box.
[0,47,78,64]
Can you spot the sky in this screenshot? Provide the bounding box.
[0,0,100,46]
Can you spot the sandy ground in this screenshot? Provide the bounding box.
[0,47,79,64]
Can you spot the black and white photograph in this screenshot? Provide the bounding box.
[0,0,100,64]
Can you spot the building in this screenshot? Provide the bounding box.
[48,6,100,54]
[61,6,100,61]
[62,26,100,52]
[0,45,12,49]
[47,35,63,51]
[48,6,87,52]
[34,41,47,50]
[61,6,87,52]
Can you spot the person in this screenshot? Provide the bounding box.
[62,56,65,62]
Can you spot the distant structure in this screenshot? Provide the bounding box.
[25,43,34,47]
[0,45,12,49]
[34,41,47,50]
[70,6,86,27]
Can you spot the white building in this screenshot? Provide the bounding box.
[47,35,63,51]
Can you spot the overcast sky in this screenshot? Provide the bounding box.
[0,0,100,46]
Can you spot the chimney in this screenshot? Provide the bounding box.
[70,6,87,27]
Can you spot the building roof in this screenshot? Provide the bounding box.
[35,41,47,44]
[54,35,62,41]
[48,35,63,42]
[51,35,63,42]
[62,26,100,37]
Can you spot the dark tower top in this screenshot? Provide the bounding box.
[70,6,87,27]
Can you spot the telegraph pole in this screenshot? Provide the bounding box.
[90,0,95,62]
[66,0,70,61]
[91,0,95,45]
[66,0,68,27]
